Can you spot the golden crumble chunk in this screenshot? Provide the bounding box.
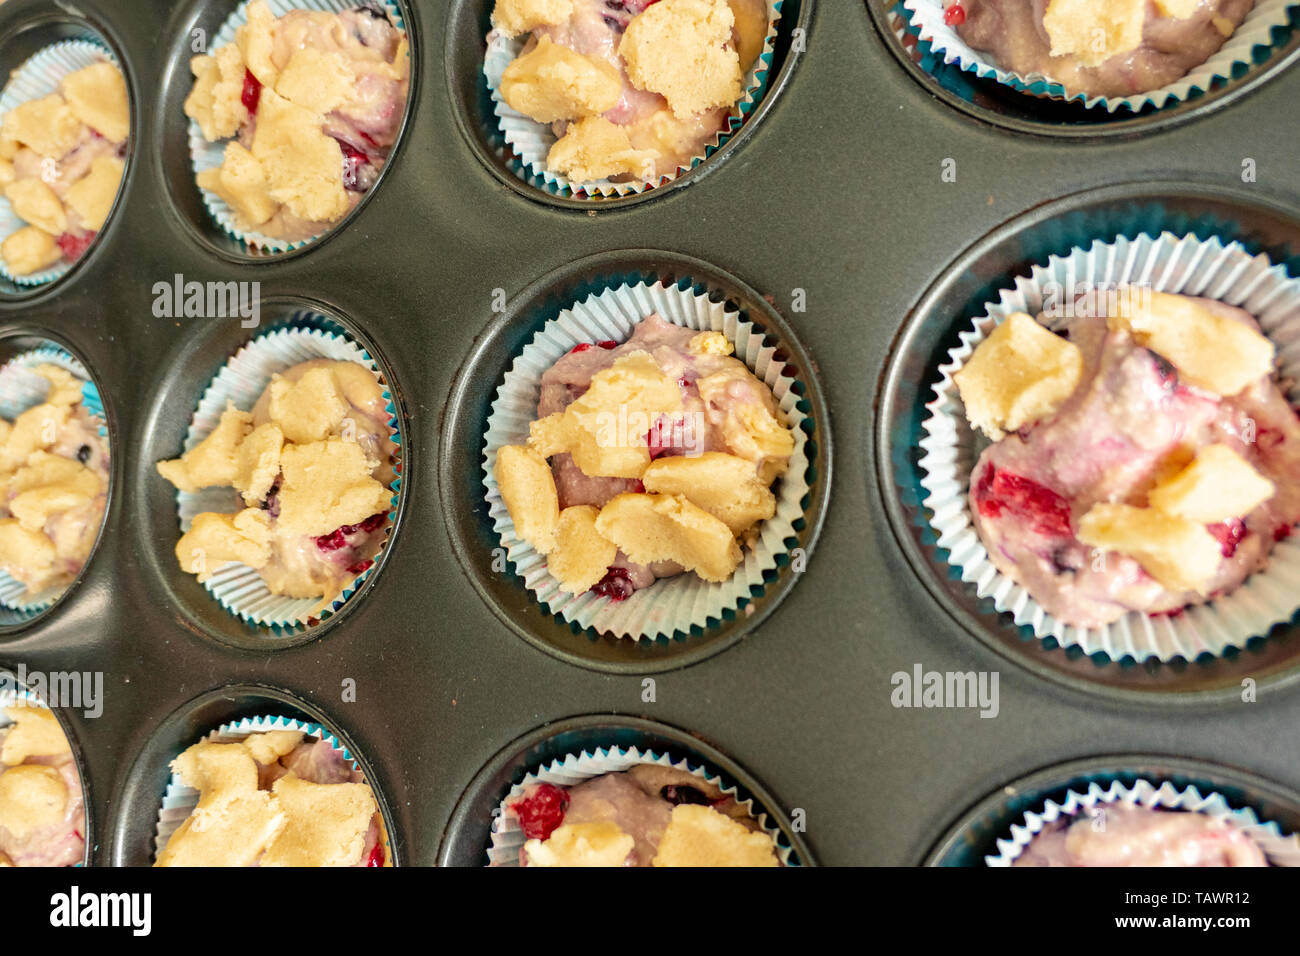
[492,0,575,37]
[525,821,636,866]
[175,508,274,579]
[61,62,129,142]
[546,116,656,184]
[501,35,622,123]
[0,226,61,277]
[548,505,618,593]
[495,443,560,554]
[595,492,742,582]
[63,155,124,232]
[652,804,778,867]
[619,0,742,119]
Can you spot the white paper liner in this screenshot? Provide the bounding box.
[919,232,1300,663]
[486,744,797,866]
[151,714,392,866]
[483,0,783,198]
[482,280,811,641]
[0,347,108,612]
[188,0,407,254]
[987,777,1300,867]
[170,324,401,630]
[0,40,124,285]
[903,0,1299,113]
[0,679,87,867]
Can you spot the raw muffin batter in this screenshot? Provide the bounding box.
[490,0,768,182]
[946,0,1254,98]
[0,363,109,599]
[157,358,395,606]
[955,292,1300,629]
[1013,804,1268,866]
[0,60,128,275]
[504,764,778,866]
[495,314,794,600]
[156,729,386,867]
[185,0,409,242]
[0,704,85,867]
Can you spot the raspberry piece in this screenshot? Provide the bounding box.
[591,567,635,601]
[316,529,348,552]
[241,69,262,115]
[597,340,618,350]
[347,559,374,575]
[944,2,966,26]
[1276,524,1294,542]
[365,842,385,867]
[56,231,96,261]
[646,416,681,461]
[973,466,1073,537]
[360,512,388,533]
[510,783,569,841]
[1208,519,1247,558]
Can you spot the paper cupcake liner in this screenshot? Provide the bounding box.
[0,347,108,613]
[486,744,798,866]
[482,280,811,641]
[901,0,1299,113]
[919,231,1300,663]
[188,0,407,254]
[171,320,402,632]
[0,678,87,867]
[0,40,122,286]
[152,714,392,866]
[483,0,783,199]
[987,777,1300,866]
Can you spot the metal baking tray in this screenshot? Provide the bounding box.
[1,0,1298,867]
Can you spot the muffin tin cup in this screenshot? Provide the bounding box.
[925,755,1300,867]
[901,0,1300,114]
[0,346,107,613]
[0,674,90,867]
[168,322,402,633]
[186,0,408,255]
[487,744,797,866]
[482,0,784,199]
[438,713,811,866]
[482,278,812,642]
[0,39,124,286]
[151,712,393,866]
[919,231,1300,665]
[987,775,1300,867]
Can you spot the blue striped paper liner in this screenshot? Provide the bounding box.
[168,319,401,634]
[988,777,1300,866]
[484,0,783,198]
[481,280,810,641]
[487,744,799,867]
[918,232,1300,663]
[152,713,391,866]
[0,681,87,867]
[900,0,1300,114]
[187,0,408,254]
[0,346,109,613]
[0,40,124,286]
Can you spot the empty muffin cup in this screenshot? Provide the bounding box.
[919,231,1300,663]
[163,321,401,632]
[482,278,812,641]
[186,0,409,255]
[487,743,799,866]
[901,0,1299,113]
[0,346,108,614]
[483,0,783,199]
[988,776,1300,866]
[152,713,392,866]
[0,40,129,285]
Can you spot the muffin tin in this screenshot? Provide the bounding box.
[1,0,1299,867]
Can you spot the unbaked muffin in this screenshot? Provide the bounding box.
[0,59,127,276]
[156,358,394,608]
[184,0,409,243]
[489,0,769,183]
[0,704,85,867]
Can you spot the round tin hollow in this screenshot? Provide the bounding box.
[876,180,1300,702]
[440,249,832,674]
[924,753,1300,866]
[437,712,816,866]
